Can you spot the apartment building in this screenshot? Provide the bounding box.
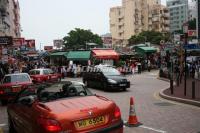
[167,0,188,33]
[110,0,163,46]
[0,0,21,37]
[148,5,170,33]
[188,0,197,20]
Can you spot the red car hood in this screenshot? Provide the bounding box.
[0,81,32,88]
[40,95,115,120]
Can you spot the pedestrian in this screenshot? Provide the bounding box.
[137,62,142,74]
[147,59,151,72]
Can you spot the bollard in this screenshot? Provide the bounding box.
[170,79,173,95]
[176,77,179,87]
[192,81,195,99]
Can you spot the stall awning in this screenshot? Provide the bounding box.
[137,47,157,53]
[67,51,91,61]
[50,52,68,58]
[92,49,119,60]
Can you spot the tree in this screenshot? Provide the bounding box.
[63,28,103,50]
[188,18,196,30]
[128,31,168,45]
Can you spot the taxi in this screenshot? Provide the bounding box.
[0,73,32,105]
[29,68,62,84]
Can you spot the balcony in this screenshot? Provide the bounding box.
[152,17,159,22]
[162,13,170,18]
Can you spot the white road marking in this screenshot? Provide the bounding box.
[0,124,6,127]
[139,125,167,133]
[124,121,166,133]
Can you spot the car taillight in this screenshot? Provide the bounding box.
[38,117,62,132]
[0,90,4,94]
[114,106,121,118]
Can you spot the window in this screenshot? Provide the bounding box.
[3,74,30,83]
[43,70,49,75]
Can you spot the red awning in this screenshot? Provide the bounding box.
[92,49,119,60]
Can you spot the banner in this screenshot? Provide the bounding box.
[53,39,63,49]
[25,40,36,51]
[0,36,13,45]
[13,38,25,46]
[44,46,53,51]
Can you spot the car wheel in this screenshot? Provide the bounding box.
[103,83,108,91]
[1,100,7,106]
[8,116,16,133]
[84,81,89,87]
[123,88,127,91]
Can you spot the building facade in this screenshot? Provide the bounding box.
[167,0,188,33]
[0,0,21,37]
[188,0,197,20]
[148,5,170,33]
[110,0,167,46]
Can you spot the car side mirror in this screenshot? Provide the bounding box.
[18,97,34,107]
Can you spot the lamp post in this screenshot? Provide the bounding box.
[183,22,188,96]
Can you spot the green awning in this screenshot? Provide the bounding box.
[67,51,91,61]
[137,47,157,53]
[50,52,68,58]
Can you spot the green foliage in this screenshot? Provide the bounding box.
[188,18,196,30]
[63,28,103,50]
[128,31,169,45]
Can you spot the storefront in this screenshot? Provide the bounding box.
[50,52,68,65]
[66,51,91,66]
[92,49,119,66]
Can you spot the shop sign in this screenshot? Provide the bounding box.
[13,38,25,46]
[0,36,13,45]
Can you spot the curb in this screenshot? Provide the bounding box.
[157,77,170,82]
[159,89,200,107]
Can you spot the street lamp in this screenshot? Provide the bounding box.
[183,22,188,96]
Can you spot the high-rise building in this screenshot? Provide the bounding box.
[188,0,197,20]
[148,5,170,33]
[110,0,168,46]
[167,0,188,33]
[0,0,21,37]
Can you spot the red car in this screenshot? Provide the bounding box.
[29,69,62,84]
[7,81,123,133]
[0,73,32,105]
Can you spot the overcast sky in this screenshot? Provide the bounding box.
[19,0,166,50]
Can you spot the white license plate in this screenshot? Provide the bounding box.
[119,84,126,87]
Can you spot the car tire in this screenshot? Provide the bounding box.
[103,83,108,91]
[8,116,16,133]
[1,100,7,106]
[84,81,89,87]
[123,88,127,91]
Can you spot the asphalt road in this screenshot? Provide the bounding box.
[1,70,200,133]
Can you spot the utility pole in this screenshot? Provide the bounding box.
[183,23,188,96]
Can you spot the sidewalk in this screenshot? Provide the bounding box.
[162,78,200,102]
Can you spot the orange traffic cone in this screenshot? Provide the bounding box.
[125,97,142,127]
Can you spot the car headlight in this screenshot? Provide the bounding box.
[108,79,117,84]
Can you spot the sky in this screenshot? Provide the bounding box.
[19,0,166,50]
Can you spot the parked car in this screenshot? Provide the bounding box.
[0,73,32,105]
[7,81,123,133]
[29,68,62,84]
[83,65,130,91]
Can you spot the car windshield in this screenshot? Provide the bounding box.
[3,74,30,83]
[48,69,54,74]
[35,81,93,102]
[29,70,40,75]
[100,67,121,76]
